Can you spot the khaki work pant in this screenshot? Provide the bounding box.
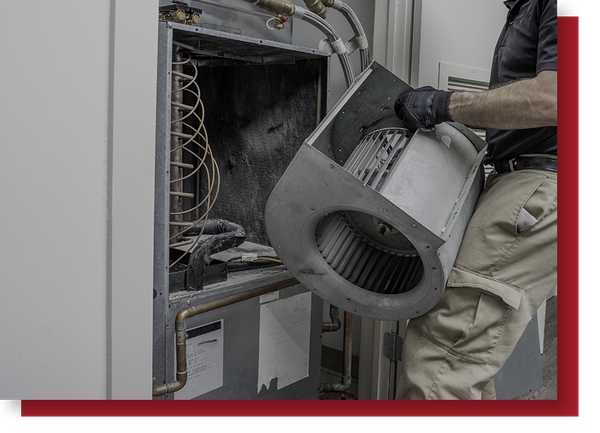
[396,168,557,400]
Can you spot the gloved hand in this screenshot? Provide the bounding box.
[394,86,453,131]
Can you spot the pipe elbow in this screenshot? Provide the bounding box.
[322,305,341,332]
[303,0,327,18]
[152,374,187,397]
[243,0,296,17]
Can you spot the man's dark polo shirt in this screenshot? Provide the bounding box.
[484,0,557,165]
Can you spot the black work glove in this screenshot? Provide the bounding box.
[394,86,453,131]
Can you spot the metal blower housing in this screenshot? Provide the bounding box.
[265,61,487,321]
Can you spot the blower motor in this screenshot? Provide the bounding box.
[265,61,487,321]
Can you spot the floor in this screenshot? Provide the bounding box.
[319,296,557,400]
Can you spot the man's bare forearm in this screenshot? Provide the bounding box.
[448,70,557,130]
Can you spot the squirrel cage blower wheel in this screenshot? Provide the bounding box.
[265,61,487,321]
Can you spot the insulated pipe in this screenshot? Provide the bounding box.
[185,219,246,291]
[240,0,354,86]
[299,9,355,86]
[152,276,300,397]
[322,0,370,71]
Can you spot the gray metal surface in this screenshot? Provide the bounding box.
[159,0,293,43]
[153,22,174,389]
[494,313,544,399]
[383,332,404,362]
[164,272,322,399]
[168,21,322,63]
[265,61,487,321]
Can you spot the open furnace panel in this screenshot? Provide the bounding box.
[152,17,329,399]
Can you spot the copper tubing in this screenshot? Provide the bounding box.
[320,311,353,393]
[322,304,341,332]
[152,277,299,397]
[341,311,353,388]
[241,0,295,16]
[303,0,327,18]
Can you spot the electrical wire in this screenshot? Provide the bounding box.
[226,255,284,273]
[227,255,283,264]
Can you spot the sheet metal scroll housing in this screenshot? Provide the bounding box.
[265,61,487,321]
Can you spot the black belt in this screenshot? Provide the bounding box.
[494,155,557,174]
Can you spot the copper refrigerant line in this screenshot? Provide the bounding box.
[169,41,220,267]
[153,277,300,397]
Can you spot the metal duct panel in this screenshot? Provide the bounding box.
[265,61,487,321]
[172,25,303,63]
[161,0,294,43]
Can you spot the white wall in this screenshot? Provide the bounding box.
[412,0,507,87]
[0,0,111,400]
[0,0,157,399]
[107,0,158,400]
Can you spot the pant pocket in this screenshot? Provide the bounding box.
[516,174,557,235]
[416,286,510,365]
[451,289,511,364]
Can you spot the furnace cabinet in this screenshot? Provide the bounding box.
[152,20,329,400]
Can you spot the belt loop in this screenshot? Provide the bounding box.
[508,157,517,172]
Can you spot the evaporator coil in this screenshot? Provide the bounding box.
[265,62,487,320]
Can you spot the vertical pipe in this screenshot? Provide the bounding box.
[152,277,300,397]
[342,311,353,386]
[322,0,371,71]
[170,46,184,239]
[320,311,353,394]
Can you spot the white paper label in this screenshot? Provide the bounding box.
[174,320,224,400]
[257,292,311,393]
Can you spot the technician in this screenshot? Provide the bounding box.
[393,0,557,399]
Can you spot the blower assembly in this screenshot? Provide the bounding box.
[265,61,487,321]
